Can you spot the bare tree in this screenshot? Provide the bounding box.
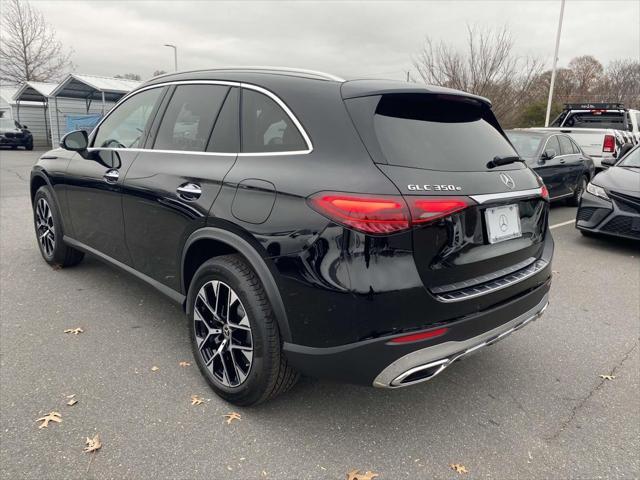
[597,59,640,108]
[412,26,543,127]
[152,70,167,77]
[0,0,73,84]
[567,55,603,100]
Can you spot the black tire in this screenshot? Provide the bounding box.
[33,186,84,267]
[568,175,588,207]
[25,140,33,151]
[188,254,298,406]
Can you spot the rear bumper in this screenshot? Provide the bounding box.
[576,192,640,240]
[283,276,551,386]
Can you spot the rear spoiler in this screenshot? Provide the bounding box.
[341,80,492,107]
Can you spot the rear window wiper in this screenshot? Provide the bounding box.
[487,155,525,169]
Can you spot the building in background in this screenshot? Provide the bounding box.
[2,74,140,149]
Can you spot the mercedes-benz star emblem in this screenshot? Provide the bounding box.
[499,214,509,232]
[499,173,516,190]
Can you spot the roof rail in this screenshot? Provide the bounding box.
[205,66,345,82]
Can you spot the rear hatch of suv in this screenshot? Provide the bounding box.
[343,83,549,309]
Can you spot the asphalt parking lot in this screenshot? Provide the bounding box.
[1,149,638,480]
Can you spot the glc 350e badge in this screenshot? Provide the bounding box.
[407,184,462,192]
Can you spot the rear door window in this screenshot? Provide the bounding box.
[347,93,519,171]
[558,135,574,155]
[241,89,307,153]
[154,84,229,152]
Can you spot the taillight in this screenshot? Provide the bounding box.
[409,197,471,224]
[603,135,615,153]
[308,192,473,235]
[308,193,410,234]
[540,185,549,201]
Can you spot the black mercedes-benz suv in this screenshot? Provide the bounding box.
[31,67,553,405]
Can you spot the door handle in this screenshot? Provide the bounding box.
[559,159,566,164]
[177,183,202,200]
[103,169,119,183]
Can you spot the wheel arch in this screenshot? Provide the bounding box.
[30,172,50,204]
[181,227,292,343]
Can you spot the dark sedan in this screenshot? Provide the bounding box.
[0,118,33,150]
[576,145,640,240]
[506,129,595,205]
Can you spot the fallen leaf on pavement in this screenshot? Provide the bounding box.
[151,366,159,372]
[67,398,78,406]
[450,464,469,474]
[599,374,616,380]
[84,434,102,453]
[346,470,379,480]
[37,412,62,429]
[64,328,84,335]
[179,361,191,367]
[223,412,241,424]
[191,395,204,406]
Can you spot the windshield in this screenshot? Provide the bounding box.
[0,118,17,129]
[506,131,545,159]
[563,111,625,130]
[619,147,640,167]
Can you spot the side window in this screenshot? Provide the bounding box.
[558,135,574,155]
[154,84,229,152]
[570,139,581,154]
[241,89,307,153]
[207,87,239,153]
[544,136,561,157]
[93,88,163,149]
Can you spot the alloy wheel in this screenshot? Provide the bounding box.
[193,280,254,387]
[35,198,55,257]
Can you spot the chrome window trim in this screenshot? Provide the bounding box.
[88,80,313,156]
[470,187,542,204]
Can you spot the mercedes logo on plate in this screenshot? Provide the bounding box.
[499,173,516,190]
[499,214,509,232]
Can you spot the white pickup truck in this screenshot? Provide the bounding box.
[537,103,640,169]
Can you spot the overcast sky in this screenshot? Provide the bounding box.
[37,0,640,81]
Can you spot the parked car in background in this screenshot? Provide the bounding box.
[506,129,595,205]
[30,68,553,405]
[0,118,33,150]
[539,103,639,170]
[576,144,640,240]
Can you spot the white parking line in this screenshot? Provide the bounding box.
[550,219,575,230]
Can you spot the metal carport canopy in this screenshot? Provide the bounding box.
[49,74,141,112]
[12,82,57,102]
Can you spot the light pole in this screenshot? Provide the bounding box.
[545,0,566,127]
[164,44,178,72]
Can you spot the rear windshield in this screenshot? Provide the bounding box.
[562,111,625,129]
[346,93,520,172]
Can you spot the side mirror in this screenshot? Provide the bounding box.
[616,143,633,159]
[601,157,617,167]
[541,149,556,162]
[60,130,88,151]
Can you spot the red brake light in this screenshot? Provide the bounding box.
[389,327,448,344]
[540,185,549,201]
[308,193,410,234]
[409,197,471,224]
[603,134,615,153]
[308,193,473,235]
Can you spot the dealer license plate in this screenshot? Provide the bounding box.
[485,204,522,244]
